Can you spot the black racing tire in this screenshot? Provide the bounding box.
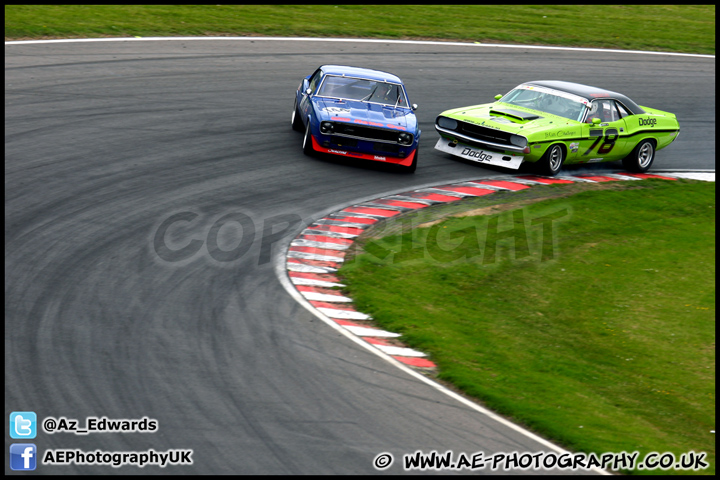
[291,99,304,132]
[622,139,656,173]
[302,121,315,157]
[538,143,565,176]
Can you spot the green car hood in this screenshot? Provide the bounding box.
[440,102,580,135]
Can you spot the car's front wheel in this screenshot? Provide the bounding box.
[291,99,304,132]
[302,121,315,157]
[404,148,418,173]
[538,144,565,176]
[622,139,655,173]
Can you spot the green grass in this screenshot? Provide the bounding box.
[4,5,715,55]
[340,180,715,475]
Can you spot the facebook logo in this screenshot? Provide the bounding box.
[10,444,37,471]
[10,411,37,439]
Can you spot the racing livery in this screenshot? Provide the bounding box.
[434,80,680,175]
[292,65,420,172]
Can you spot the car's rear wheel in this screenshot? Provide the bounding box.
[538,144,565,176]
[291,99,304,132]
[622,139,655,173]
[302,121,315,157]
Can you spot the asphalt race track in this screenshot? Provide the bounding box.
[5,38,715,474]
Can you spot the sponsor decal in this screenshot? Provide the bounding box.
[569,142,579,153]
[588,158,604,163]
[517,84,588,105]
[545,130,576,139]
[488,116,513,125]
[324,107,351,115]
[474,120,500,130]
[354,119,384,127]
[330,117,407,131]
[350,118,407,130]
[316,137,416,166]
[639,117,657,127]
[461,147,493,162]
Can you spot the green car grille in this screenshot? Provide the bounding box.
[456,122,513,146]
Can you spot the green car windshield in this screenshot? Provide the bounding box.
[500,85,590,122]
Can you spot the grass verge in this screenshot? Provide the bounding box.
[4,5,715,55]
[339,179,715,475]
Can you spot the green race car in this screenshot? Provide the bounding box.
[434,80,680,175]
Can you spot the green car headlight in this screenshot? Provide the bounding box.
[510,134,527,148]
[437,116,458,130]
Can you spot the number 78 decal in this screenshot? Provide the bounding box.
[584,128,618,155]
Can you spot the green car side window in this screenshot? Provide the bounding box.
[616,101,630,119]
[586,100,621,123]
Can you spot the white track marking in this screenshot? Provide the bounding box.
[342,326,401,338]
[5,37,714,59]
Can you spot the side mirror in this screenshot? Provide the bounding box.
[494,94,503,100]
[592,117,601,125]
[412,104,418,111]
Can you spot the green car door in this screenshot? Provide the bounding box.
[573,99,630,165]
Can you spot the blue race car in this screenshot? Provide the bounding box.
[292,65,421,172]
